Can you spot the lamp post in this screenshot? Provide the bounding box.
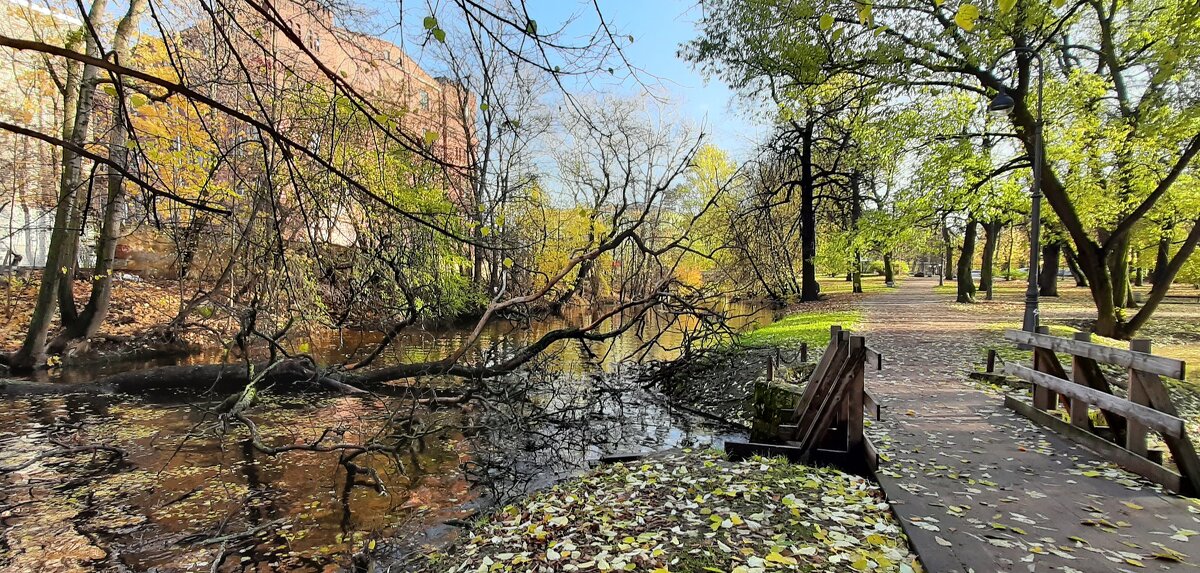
[988,47,1044,334]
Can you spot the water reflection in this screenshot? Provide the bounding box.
[0,302,777,572]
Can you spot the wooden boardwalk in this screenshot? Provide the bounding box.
[862,279,1199,572]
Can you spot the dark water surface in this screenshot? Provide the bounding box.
[0,303,777,572]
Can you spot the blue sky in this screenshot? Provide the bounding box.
[539,0,769,155]
[358,0,768,157]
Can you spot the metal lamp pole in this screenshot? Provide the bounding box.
[989,47,1044,333]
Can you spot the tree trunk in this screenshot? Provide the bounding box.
[550,223,596,314]
[1107,235,1133,309]
[956,219,977,303]
[1004,225,1014,280]
[4,0,108,372]
[1064,246,1088,287]
[883,252,895,286]
[1003,66,1199,340]
[850,170,862,294]
[942,219,955,281]
[1151,223,1172,285]
[853,252,863,293]
[1113,219,1200,337]
[799,119,819,302]
[47,0,148,354]
[980,220,1001,299]
[1039,242,1060,297]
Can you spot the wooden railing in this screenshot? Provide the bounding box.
[1002,328,1198,495]
[727,325,883,472]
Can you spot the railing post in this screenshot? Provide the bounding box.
[986,348,997,373]
[1032,325,1055,410]
[847,335,865,452]
[1127,339,1151,456]
[1069,332,1092,429]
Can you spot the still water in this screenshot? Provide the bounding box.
[0,303,778,572]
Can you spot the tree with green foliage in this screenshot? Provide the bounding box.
[694,0,1200,337]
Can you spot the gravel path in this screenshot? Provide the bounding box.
[861,277,1199,572]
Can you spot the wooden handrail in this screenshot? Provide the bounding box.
[1005,330,1185,379]
[1005,364,1185,438]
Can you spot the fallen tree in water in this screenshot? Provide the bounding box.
[0,290,687,397]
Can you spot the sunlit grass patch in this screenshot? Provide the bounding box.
[421,450,918,572]
[821,274,901,295]
[738,310,862,349]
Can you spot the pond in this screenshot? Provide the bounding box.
[0,302,780,572]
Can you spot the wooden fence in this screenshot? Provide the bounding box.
[727,325,883,472]
[1002,328,1199,495]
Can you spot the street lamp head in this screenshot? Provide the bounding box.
[988,92,1016,113]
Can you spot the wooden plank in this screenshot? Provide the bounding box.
[1005,329,1186,379]
[1004,396,1184,493]
[790,331,848,439]
[864,346,883,370]
[724,441,805,463]
[1005,364,1185,438]
[1032,347,1059,410]
[863,434,879,473]
[1069,333,1094,430]
[1070,355,1128,436]
[1123,340,1200,495]
[863,389,882,421]
[793,347,855,453]
[1126,339,1151,456]
[791,326,842,418]
[847,336,866,452]
[797,345,866,457]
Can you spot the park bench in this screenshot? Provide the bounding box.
[1002,328,1198,495]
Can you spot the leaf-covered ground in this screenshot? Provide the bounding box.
[420,450,920,572]
[861,278,1200,571]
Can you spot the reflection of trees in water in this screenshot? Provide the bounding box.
[459,358,737,504]
[0,308,752,571]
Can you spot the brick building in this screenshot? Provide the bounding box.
[229,0,475,191]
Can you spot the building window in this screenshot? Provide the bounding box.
[420,91,430,110]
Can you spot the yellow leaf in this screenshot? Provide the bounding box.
[857,3,873,25]
[766,552,798,565]
[954,4,979,31]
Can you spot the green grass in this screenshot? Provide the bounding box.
[821,274,901,295]
[738,309,862,349]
